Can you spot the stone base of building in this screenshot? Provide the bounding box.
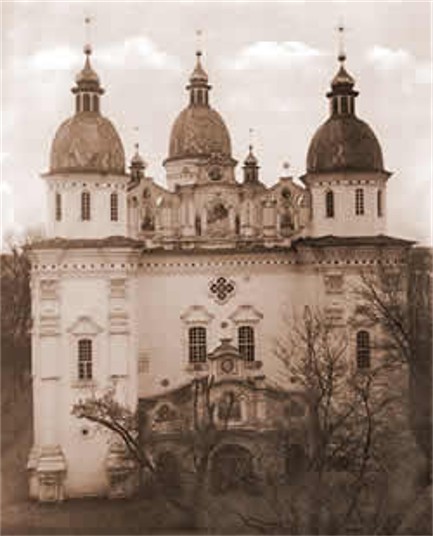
[27,444,67,502]
[105,442,138,499]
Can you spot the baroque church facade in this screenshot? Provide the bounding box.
[27,38,413,501]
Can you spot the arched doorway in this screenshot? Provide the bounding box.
[155,451,182,495]
[211,444,255,494]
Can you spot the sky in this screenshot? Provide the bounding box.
[2,1,432,245]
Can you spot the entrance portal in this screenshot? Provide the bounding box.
[210,444,255,493]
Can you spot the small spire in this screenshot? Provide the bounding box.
[282,161,291,176]
[84,16,92,53]
[196,29,203,56]
[72,17,103,113]
[337,22,346,64]
[187,30,211,106]
[243,132,259,183]
[130,131,147,174]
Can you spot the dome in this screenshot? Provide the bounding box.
[306,115,384,173]
[167,105,232,161]
[50,113,125,174]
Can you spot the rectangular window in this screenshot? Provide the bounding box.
[189,327,207,363]
[355,188,364,216]
[238,326,255,361]
[78,339,93,380]
[377,190,383,217]
[81,191,91,221]
[356,330,370,369]
[55,193,62,221]
[325,190,334,218]
[110,192,119,221]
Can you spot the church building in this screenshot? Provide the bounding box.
[27,34,413,501]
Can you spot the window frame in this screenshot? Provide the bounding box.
[110,191,119,222]
[356,330,371,369]
[377,189,383,218]
[355,188,365,216]
[238,325,255,362]
[81,191,91,221]
[188,326,207,363]
[325,189,335,218]
[55,192,62,221]
[78,338,93,381]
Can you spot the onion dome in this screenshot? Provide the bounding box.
[243,145,260,183]
[306,48,384,174]
[49,45,125,175]
[165,51,232,163]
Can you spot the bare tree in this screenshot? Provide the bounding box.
[242,306,399,535]
[72,374,237,530]
[355,257,432,482]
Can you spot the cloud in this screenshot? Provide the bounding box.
[415,63,432,85]
[225,41,323,70]
[15,36,179,74]
[97,36,181,70]
[366,45,412,70]
[366,45,432,88]
[28,46,81,71]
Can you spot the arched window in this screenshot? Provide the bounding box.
[83,93,90,112]
[356,330,370,369]
[218,391,242,422]
[235,214,241,235]
[110,192,119,221]
[195,215,202,236]
[75,94,80,113]
[188,326,207,363]
[78,339,93,380]
[155,404,177,423]
[55,192,62,221]
[377,190,383,217]
[92,94,99,113]
[81,191,91,221]
[285,444,306,480]
[238,326,255,361]
[355,188,364,215]
[332,98,338,115]
[341,96,348,114]
[325,190,334,218]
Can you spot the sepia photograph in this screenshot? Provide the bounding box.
[1,1,432,534]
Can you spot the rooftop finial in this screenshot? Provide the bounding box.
[337,22,346,64]
[196,29,203,57]
[248,127,254,152]
[133,126,140,151]
[84,16,92,56]
[282,161,291,176]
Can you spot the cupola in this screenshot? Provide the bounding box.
[49,44,125,175]
[306,28,384,174]
[165,48,232,164]
[129,143,147,183]
[243,145,260,183]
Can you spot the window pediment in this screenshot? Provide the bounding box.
[229,305,263,324]
[67,315,103,336]
[181,305,214,325]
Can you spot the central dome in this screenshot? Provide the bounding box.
[307,115,384,173]
[50,112,125,174]
[168,106,232,161]
[165,51,232,164]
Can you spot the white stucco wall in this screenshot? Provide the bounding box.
[45,173,129,239]
[135,252,327,396]
[30,248,139,497]
[306,171,389,237]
